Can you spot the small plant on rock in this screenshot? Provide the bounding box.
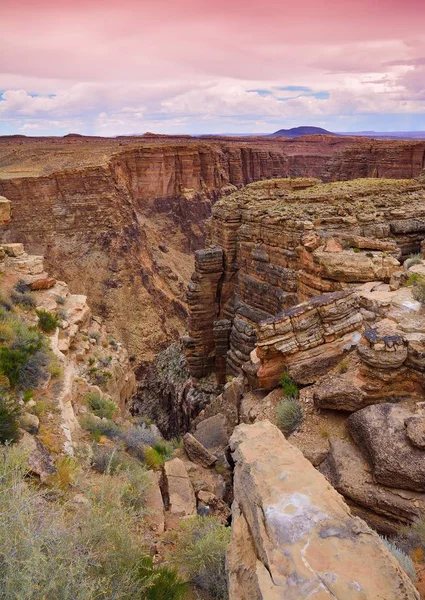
[276,397,302,436]
[36,309,60,333]
[405,253,422,269]
[279,372,299,398]
[379,536,417,582]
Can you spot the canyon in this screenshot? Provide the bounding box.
[1,134,424,369]
[3,134,425,597]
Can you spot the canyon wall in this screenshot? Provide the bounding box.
[185,177,425,381]
[1,135,424,365]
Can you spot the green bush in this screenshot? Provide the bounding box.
[36,309,60,333]
[80,414,121,439]
[0,446,185,600]
[276,397,302,436]
[0,395,21,444]
[407,272,421,286]
[85,392,117,420]
[143,446,165,470]
[172,516,230,599]
[279,373,299,398]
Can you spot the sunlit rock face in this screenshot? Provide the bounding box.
[227,420,419,600]
[185,177,425,380]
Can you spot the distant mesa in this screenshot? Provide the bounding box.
[63,133,84,137]
[270,126,335,138]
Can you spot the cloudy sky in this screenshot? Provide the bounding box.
[1,0,424,136]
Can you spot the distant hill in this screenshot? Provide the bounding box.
[270,126,335,138]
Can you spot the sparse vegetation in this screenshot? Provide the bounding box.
[405,253,422,269]
[0,446,186,600]
[412,277,425,304]
[172,516,230,599]
[353,246,361,253]
[36,309,60,333]
[10,290,35,309]
[279,372,299,398]
[79,414,121,440]
[338,358,349,374]
[407,272,421,286]
[0,394,21,443]
[380,536,417,582]
[85,392,117,420]
[276,397,302,436]
[143,446,165,470]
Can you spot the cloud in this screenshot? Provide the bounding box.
[0,0,424,134]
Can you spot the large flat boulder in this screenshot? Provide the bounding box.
[164,457,196,517]
[321,438,425,532]
[347,403,425,492]
[228,420,418,600]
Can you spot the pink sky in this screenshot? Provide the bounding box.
[1,0,424,134]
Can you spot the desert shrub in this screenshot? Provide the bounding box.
[10,290,35,309]
[85,392,117,420]
[123,424,160,459]
[279,372,299,398]
[119,463,151,512]
[338,358,349,373]
[412,278,425,304]
[0,446,188,600]
[79,414,121,439]
[48,456,79,491]
[276,397,302,436]
[56,295,66,305]
[48,355,63,379]
[58,308,68,321]
[172,516,230,599]
[91,446,133,474]
[407,272,421,286]
[137,558,188,600]
[380,536,417,582]
[88,330,100,343]
[0,395,21,443]
[143,446,165,470]
[14,279,30,294]
[36,309,60,333]
[0,312,50,391]
[405,253,422,269]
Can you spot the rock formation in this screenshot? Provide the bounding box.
[228,420,419,599]
[1,134,424,365]
[185,177,425,382]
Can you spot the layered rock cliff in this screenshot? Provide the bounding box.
[185,177,425,381]
[1,135,424,365]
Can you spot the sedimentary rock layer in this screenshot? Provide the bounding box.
[185,177,425,380]
[1,134,424,363]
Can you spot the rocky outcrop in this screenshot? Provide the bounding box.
[186,177,425,382]
[1,135,424,364]
[347,403,425,492]
[228,420,419,599]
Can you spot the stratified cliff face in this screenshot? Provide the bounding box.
[184,177,425,380]
[1,135,424,365]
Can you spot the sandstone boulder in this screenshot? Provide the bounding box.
[164,457,196,517]
[18,432,56,482]
[228,420,418,600]
[183,432,217,467]
[193,413,229,451]
[405,415,425,449]
[144,470,165,534]
[347,403,425,492]
[321,438,425,532]
[19,412,40,434]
